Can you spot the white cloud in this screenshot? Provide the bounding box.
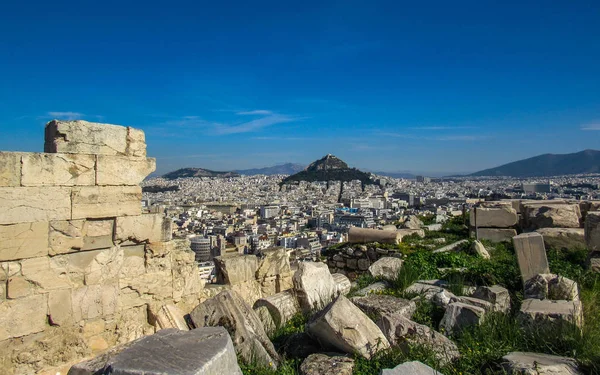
[408,126,477,130]
[237,110,273,116]
[46,111,84,120]
[161,112,297,135]
[581,123,600,131]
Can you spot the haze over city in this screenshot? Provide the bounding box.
[1,1,599,175]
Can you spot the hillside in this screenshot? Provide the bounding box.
[470,149,600,177]
[281,154,375,185]
[163,168,240,180]
[236,163,305,176]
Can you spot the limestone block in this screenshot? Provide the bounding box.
[332,273,351,296]
[0,187,71,224]
[21,153,95,186]
[0,152,21,187]
[351,295,416,319]
[83,219,115,250]
[354,281,388,297]
[214,255,258,285]
[369,257,404,280]
[254,305,276,336]
[120,245,146,279]
[293,261,337,312]
[253,290,300,328]
[71,284,119,322]
[524,274,579,301]
[452,296,494,313]
[96,155,156,186]
[440,302,485,336]
[518,299,583,331]
[300,353,354,375]
[348,227,401,244]
[115,214,171,244]
[148,303,189,331]
[502,352,581,375]
[172,249,205,301]
[513,232,550,281]
[381,361,443,375]
[536,228,586,251]
[48,289,74,326]
[523,203,581,229]
[476,228,517,243]
[6,276,33,299]
[230,280,263,307]
[49,220,85,255]
[115,306,155,345]
[256,247,291,279]
[120,271,173,309]
[306,295,390,359]
[83,247,125,285]
[21,256,71,290]
[472,285,511,313]
[69,327,243,375]
[44,120,133,156]
[585,211,600,252]
[403,215,423,229]
[471,206,518,228]
[0,294,47,340]
[189,290,280,369]
[378,314,459,367]
[472,240,490,259]
[71,186,142,219]
[126,127,147,157]
[0,221,49,261]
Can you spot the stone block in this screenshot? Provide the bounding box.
[524,274,579,301]
[0,221,49,261]
[300,353,354,375]
[96,155,156,186]
[293,261,337,312]
[127,127,147,157]
[475,228,517,243]
[306,295,390,359]
[21,153,95,186]
[440,302,485,336]
[381,361,443,375]
[472,285,511,313]
[71,284,119,322]
[354,281,388,297]
[585,211,600,252]
[21,256,72,290]
[115,214,171,244]
[120,245,146,279]
[536,228,586,251]
[348,227,401,244]
[502,352,581,375]
[6,276,33,299]
[332,273,351,296]
[523,203,581,229]
[0,152,21,187]
[0,294,47,340]
[351,295,416,319]
[214,255,258,285]
[48,289,74,326]
[471,206,518,228]
[148,303,189,331]
[253,290,300,328]
[513,232,550,281]
[518,299,583,331]
[49,220,85,255]
[44,120,134,156]
[82,219,115,250]
[368,257,403,280]
[0,187,71,224]
[71,186,141,219]
[254,305,276,336]
[256,247,291,279]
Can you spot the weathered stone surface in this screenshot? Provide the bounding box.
[189,290,280,368]
[524,274,579,301]
[254,305,276,336]
[381,361,444,375]
[585,211,600,252]
[71,284,119,322]
[432,289,456,309]
[0,294,47,340]
[6,275,33,298]
[404,280,447,299]
[403,215,424,229]
[348,227,402,244]
[21,256,72,290]
[306,295,390,359]
[502,352,581,375]
[453,296,494,312]
[513,232,550,282]
[379,314,459,366]
[256,247,291,279]
[472,240,490,259]
[440,302,485,336]
[48,288,74,326]
[49,219,115,255]
[0,187,71,224]
[69,327,243,375]
[0,152,21,187]
[476,228,517,243]
[471,206,519,228]
[536,228,586,251]
[126,127,147,157]
[523,203,581,229]
[96,155,156,186]
[253,290,300,328]
[293,261,337,312]
[0,221,49,261]
[72,186,142,219]
[300,353,354,375]
[21,153,96,186]
[115,214,171,244]
[45,120,131,156]
[214,254,258,285]
[148,303,189,331]
[368,257,403,280]
[518,299,583,331]
[332,273,351,296]
[351,295,416,319]
[472,285,511,313]
[353,281,389,297]
[433,239,469,254]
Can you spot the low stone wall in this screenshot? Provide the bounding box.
[326,244,403,280]
[0,121,206,374]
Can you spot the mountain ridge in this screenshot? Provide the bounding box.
[280,154,376,185]
[236,163,305,176]
[162,168,241,180]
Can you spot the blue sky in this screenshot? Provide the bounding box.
[1,1,599,175]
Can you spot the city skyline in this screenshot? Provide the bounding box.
[1,1,599,174]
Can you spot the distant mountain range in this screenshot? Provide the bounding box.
[470,149,600,177]
[162,168,240,180]
[236,163,305,176]
[280,154,375,185]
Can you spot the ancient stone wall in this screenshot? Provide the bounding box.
[0,120,205,374]
[326,244,403,280]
